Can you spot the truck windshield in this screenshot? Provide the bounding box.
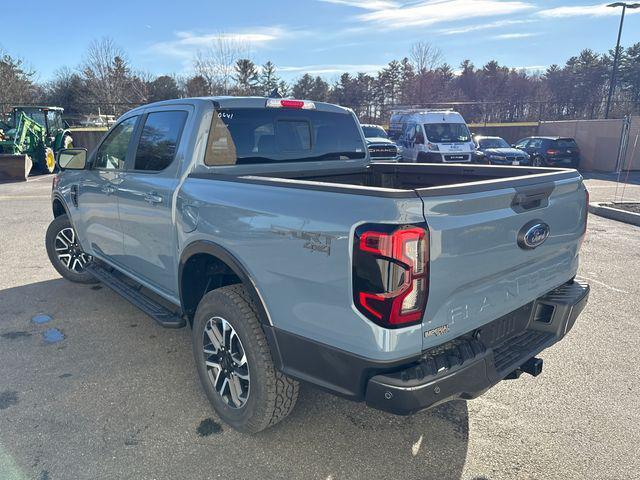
[361,125,388,139]
[206,108,366,165]
[424,123,470,143]
[16,110,47,128]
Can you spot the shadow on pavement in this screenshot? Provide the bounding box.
[0,278,470,480]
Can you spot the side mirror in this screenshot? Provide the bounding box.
[57,148,88,170]
[511,144,517,148]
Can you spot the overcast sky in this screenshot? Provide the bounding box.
[4,0,640,81]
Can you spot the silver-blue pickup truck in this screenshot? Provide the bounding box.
[46,96,590,433]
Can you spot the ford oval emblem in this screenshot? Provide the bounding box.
[518,220,550,250]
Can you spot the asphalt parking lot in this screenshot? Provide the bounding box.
[1,173,639,480]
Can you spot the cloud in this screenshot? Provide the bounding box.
[355,0,535,29]
[148,27,289,59]
[437,18,535,35]
[512,65,547,71]
[318,0,400,9]
[492,32,540,39]
[538,3,640,18]
[279,63,386,75]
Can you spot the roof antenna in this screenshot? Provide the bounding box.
[269,88,283,98]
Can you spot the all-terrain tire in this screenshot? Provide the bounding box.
[192,284,299,433]
[45,214,98,284]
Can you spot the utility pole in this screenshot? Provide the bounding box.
[605,2,640,119]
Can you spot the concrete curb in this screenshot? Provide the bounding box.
[589,202,640,227]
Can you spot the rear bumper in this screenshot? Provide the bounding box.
[365,281,589,414]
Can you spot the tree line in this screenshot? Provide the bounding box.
[1,37,639,124]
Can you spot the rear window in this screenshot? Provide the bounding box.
[552,139,578,148]
[204,108,366,166]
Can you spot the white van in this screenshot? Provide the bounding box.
[390,110,474,163]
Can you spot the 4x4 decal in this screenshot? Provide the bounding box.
[271,226,335,256]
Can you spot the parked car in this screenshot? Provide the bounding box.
[473,135,530,165]
[360,123,400,162]
[515,137,581,168]
[390,109,474,163]
[47,96,590,433]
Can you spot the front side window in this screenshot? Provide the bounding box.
[205,108,365,166]
[47,112,64,131]
[424,123,471,143]
[515,139,529,149]
[134,111,188,171]
[94,116,138,170]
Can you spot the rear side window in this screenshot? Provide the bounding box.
[553,139,578,148]
[134,111,188,171]
[204,108,365,166]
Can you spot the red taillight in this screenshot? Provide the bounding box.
[546,149,559,156]
[353,225,429,328]
[281,99,305,108]
[265,98,316,110]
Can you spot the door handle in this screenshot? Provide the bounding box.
[71,184,79,207]
[144,192,163,205]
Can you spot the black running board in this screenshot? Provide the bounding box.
[87,263,186,328]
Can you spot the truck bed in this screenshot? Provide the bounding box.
[228,163,580,198]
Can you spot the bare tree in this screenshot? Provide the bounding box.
[81,37,145,114]
[81,37,123,110]
[45,66,86,114]
[193,35,250,95]
[409,41,443,73]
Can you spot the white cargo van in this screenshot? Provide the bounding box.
[390,110,474,163]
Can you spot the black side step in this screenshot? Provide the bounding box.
[87,263,186,328]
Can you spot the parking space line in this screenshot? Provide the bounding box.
[576,275,629,294]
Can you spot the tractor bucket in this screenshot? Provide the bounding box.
[0,154,33,182]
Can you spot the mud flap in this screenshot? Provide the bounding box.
[0,154,33,182]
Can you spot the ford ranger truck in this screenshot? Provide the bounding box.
[47,97,590,433]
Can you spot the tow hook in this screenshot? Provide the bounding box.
[505,357,544,380]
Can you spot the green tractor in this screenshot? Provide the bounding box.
[0,106,73,181]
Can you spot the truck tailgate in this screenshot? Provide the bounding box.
[418,173,587,349]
